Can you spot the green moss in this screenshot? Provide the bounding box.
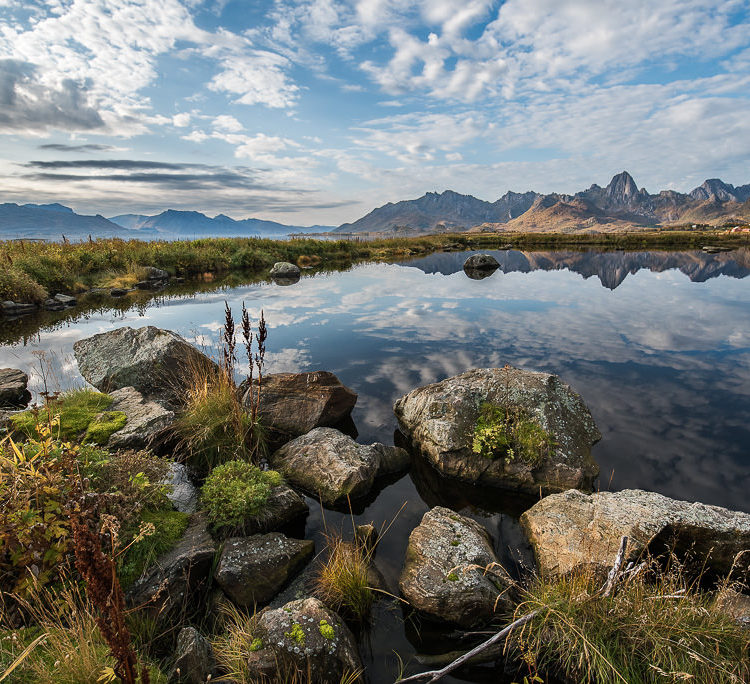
[200,460,283,533]
[82,410,127,444]
[450,539,460,546]
[447,572,459,582]
[284,623,305,645]
[318,620,335,640]
[118,509,189,588]
[472,402,555,466]
[11,389,114,442]
[249,637,263,652]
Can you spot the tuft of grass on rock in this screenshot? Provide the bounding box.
[472,402,554,465]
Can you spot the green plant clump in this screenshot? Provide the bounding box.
[472,402,554,465]
[200,460,283,532]
[318,620,335,640]
[82,410,127,445]
[285,622,305,645]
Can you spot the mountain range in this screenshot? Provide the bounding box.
[0,204,332,241]
[335,172,750,234]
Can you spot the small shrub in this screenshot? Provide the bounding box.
[314,532,373,620]
[200,460,282,532]
[0,267,48,304]
[472,402,554,465]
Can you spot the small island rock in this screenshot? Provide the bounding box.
[463,253,500,271]
[270,262,301,277]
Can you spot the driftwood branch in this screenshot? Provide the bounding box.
[601,535,629,598]
[396,610,539,684]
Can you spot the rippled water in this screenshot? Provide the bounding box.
[2,248,749,682]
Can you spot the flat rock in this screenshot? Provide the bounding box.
[520,489,750,577]
[74,326,217,401]
[171,627,215,684]
[54,293,76,305]
[463,254,500,271]
[244,598,362,683]
[269,261,301,277]
[215,533,314,607]
[399,507,515,627]
[126,514,215,621]
[0,368,31,408]
[243,371,357,443]
[270,427,407,505]
[105,386,175,450]
[394,366,601,494]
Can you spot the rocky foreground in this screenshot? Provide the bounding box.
[3,324,749,682]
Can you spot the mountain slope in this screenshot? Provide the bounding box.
[0,203,138,240]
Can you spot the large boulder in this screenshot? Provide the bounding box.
[0,368,31,408]
[394,366,601,494]
[104,386,175,450]
[74,326,217,401]
[269,262,301,278]
[243,371,357,443]
[171,627,216,684]
[463,254,500,271]
[126,514,216,621]
[520,489,750,578]
[399,507,515,627]
[270,427,408,506]
[241,598,362,683]
[215,533,314,607]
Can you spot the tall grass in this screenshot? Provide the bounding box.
[513,561,750,683]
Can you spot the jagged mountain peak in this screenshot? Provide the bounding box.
[689,178,738,202]
[605,171,641,201]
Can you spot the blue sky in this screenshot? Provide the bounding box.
[1,0,749,225]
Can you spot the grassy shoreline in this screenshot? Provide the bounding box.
[2,229,749,304]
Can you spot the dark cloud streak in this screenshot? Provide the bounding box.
[38,143,115,152]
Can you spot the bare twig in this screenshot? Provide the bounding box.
[601,535,628,598]
[396,610,539,683]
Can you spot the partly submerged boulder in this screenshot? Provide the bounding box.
[394,366,600,494]
[0,368,31,408]
[242,598,362,683]
[399,507,514,627]
[105,386,175,450]
[270,427,408,506]
[74,326,217,401]
[269,262,301,278]
[243,371,357,443]
[215,533,314,607]
[463,254,500,271]
[126,514,215,621]
[520,489,750,578]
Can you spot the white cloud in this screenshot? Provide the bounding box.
[172,112,191,127]
[212,114,244,132]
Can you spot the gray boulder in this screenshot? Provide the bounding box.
[270,427,408,505]
[520,489,750,577]
[269,261,301,278]
[163,462,199,514]
[463,254,500,271]
[171,627,215,684]
[715,589,750,629]
[144,266,169,280]
[126,514,215,620]
[394,366,600,494]
[105,386,175,450]
[215,533,314,607]
[243,371,357,442]
[242,598,362,683]
[0,368,31,408]
[54,293,76,305]
[399,507,515,627]
[74,326,217,401]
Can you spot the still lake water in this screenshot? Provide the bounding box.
[2,248,750,682]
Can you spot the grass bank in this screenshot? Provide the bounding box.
[2,229,749,303]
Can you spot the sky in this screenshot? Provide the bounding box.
[1,0,749,226]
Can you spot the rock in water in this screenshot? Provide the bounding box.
[463,253,500,271]
[215,533,314,607]
[74,326,217,401]
[0,368,31,408]
[399,507,514,627]
[394,366,600,494]
[269,261,301,277]
[270,427,408,505]
[243,371,357,443]
[242,598,362,683]
[105,386,175,450]
[520,488,750,577]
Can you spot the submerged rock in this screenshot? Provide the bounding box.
[270,427,408,505]
[1,301,37,316]
[126,514,215,621]
[74,326,217,401]
[0,368,31,408]
[399,507,515,627]
[269,261,301,278]
[215,533,314,607]
[463,254,500,271]
[243,371,357,443]
[243,598,362,683]
[171,627,216,684]
[520,489,750,577]
[105,386,175,450]
[394,366,600,494]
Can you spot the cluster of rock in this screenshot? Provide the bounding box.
[31,324,749,681]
